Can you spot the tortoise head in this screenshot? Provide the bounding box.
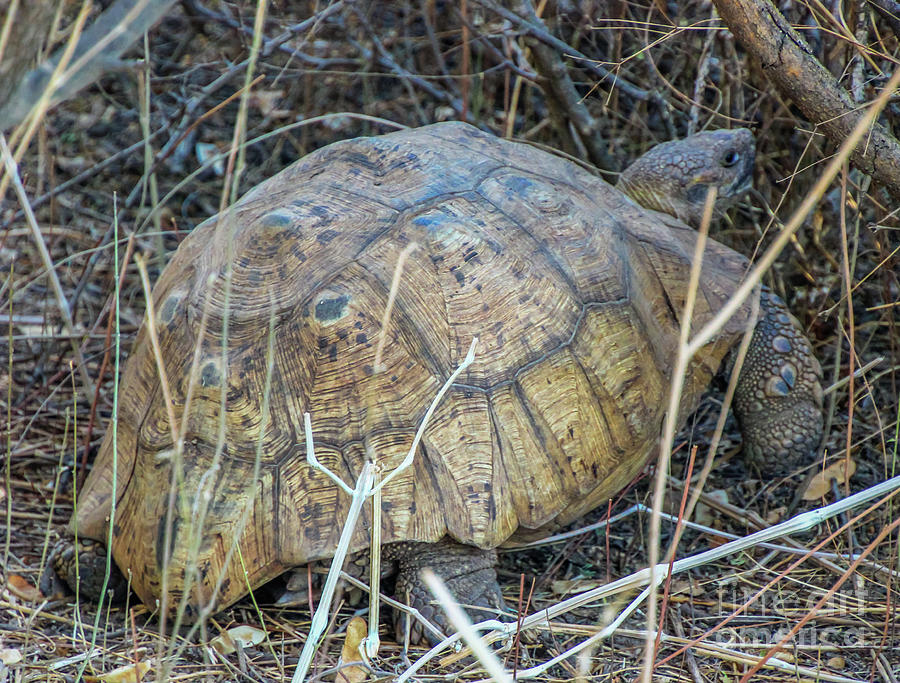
[617,128,756,227]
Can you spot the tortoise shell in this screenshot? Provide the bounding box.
[74,122,753,612]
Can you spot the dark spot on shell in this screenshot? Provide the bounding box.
[356,333,368,344]
[453,269,465,285]
[317,229,338,244]
[159,296,180,325]
[337,329,349,340]
[329,344,338,362]
[290,243,307,261]
[200,362,221,387]
[772,335,792,353]
[414,215,438,228]
[315,295,350,323]
[260,210,294,228]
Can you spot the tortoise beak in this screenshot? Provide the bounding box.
[732,169,753,196]
[727,150,755,198]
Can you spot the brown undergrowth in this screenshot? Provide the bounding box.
[2,1,898,681]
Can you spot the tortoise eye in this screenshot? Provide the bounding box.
[721,149,740,167]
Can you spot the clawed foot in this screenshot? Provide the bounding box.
[389,540,507,645]
[40,537,129,602]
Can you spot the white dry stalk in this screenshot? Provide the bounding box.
[615,628,869,683]
[824,355,882,395]
[397,474,900,681]
[74,195,122,683]
[293,339,479,682]
[421,569,514,683]
[373,241,419,372]
[366,456,382,658]
[642,184,719,679]
[339,570,446,644]
[134,254,179,447]
[511,502,895,573]
[376,337,479,492]
[0,135,95,398]
[292,462,375,683]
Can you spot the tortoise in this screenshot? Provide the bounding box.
[48,122,822,637]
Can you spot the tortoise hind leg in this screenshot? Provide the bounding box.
[388,539,506,645]
[733,288,824,473]
[41,537,129,602]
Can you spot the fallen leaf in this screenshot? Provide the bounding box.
[209,624,266,655]
[194,142,224,176]
[551,578,602,595]
[250,89,291,118]
[337,616,368,683]
[7,574,42,602]
[0,648,22,665]
[803,459,856,500]
[93,660,152,683]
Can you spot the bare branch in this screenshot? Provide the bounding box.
[0,0,177,130]
[511,1,616,171]
[867,0,900,37]
[0,0,58,107]
[712,0,900,199]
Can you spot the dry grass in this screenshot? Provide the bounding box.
[2,1,899,681]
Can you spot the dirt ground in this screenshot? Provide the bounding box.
[2,1,898,681]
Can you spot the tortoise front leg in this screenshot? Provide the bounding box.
[733,288,824,473]
[388,539,506,645]
[41,537,129,602]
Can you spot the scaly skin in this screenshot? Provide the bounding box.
[617,128,756,226]
[389,540,503,644]
[732,289,824,473]
[618,128,823,470]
